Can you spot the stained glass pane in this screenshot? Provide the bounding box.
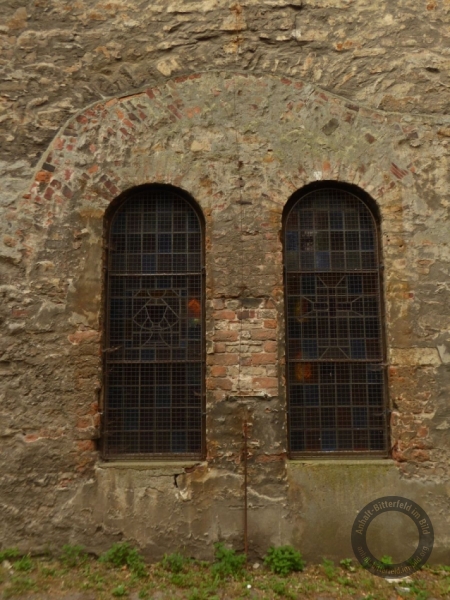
[285,188,387,454]
[104,188,204,459]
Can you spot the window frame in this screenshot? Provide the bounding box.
[101,184,206,461]
[282,182,390,459]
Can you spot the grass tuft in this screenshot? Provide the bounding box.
[99,542,147,578]
[60,544,89,568]
[211,542,246,579]
[161,551,189,574]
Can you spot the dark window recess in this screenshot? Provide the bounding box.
[285,188,388,455]
[103,187,204,459]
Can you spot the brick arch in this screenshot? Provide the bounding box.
[21,71,413,271]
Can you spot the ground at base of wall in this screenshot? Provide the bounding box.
[1,554,450,600]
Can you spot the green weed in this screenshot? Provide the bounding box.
[321,558,336,580]
[0,548,20,562]
[211,542,246,579]
[337,576,354,586]
[340,558,356,572]
[40,566,57,577]
[161,551,188,574]
[264,545,305,577]
[169,572,190,587]
[271,580,287,596]
[360,577,375,589]
[112,583,128,597]
[3,576,37,598]
[188,589,219,600]
[80,569,105,591]
[14,555,34,572]
[61,544,88,568]
[409,580,428,598]
[99,542,147,578]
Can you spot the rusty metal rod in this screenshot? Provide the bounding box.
[243,413,248,560]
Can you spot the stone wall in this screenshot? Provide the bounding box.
[1,0,450,563]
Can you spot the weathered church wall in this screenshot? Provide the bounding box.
[1,1,450,563]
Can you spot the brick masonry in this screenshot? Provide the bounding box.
[1,1,450,563]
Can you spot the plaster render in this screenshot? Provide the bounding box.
[1,0,450,564]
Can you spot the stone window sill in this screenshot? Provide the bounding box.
[96,460,204,473]
[288,458,395,466]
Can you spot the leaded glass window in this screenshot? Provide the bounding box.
[284,187,388,455]
[103,186,204,459]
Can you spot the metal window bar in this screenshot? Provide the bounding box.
[103,187,205,459]
[284,188,388,456]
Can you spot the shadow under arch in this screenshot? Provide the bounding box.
[283,180,382,225]
[104,182,206,232]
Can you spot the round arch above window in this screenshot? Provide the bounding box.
[283,184,388,456]
[103,185,205,460]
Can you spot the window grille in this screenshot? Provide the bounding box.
[103,186,205,459]
[284,187,388,455]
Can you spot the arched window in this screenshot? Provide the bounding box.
[103,185,205,459]
[284,186,388,455]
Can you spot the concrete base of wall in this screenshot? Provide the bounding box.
[66,459,450,565]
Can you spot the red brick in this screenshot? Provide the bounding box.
[417,426,428,438]
[76,440,95,452]
[263,341,277,352]
[210,366,227,377]
[206,377,233,391]
[237,310,255,320]
[214,343,226,353]
[62,185,73,199]
[76,416,92,429]
[36,170,52,183]
[208,353,239,366]
[214,331,239,341]
[252,376,278,389]
[251,353,277,366]
[44,187,54,200]
[213,310,236,320]
[411,449,430,462]
[88,402,99,415]
[263,319,277,329]
[251,329,277,341]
